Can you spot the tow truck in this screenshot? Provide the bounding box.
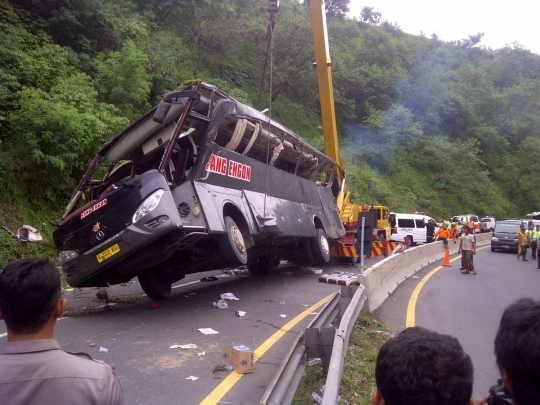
[308,0,391,261]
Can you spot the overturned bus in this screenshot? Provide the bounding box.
[54,81,345,300]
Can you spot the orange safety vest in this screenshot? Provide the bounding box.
[436,229,452,239]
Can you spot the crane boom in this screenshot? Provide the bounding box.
[309,0,345,185]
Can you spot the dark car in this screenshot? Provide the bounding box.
[491,220,522,252]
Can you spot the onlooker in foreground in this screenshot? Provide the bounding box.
[459,226,477,275]
[517,223,529,261]
[372,327,475,405]
[0,258,124,405]
[492,298,540,405]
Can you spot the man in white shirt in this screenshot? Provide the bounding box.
[459,226,477,275]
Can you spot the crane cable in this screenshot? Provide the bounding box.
[262,1,278,232]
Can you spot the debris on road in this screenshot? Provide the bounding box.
[184,292,196,297]
[169,344,198,349]
[279,301,285,305]
[303,267,323,275]
[311,392,323,404]
[307,358,322,366]
[185,376,199,381]
[310,312,318,315]
[151,303,160,309]
[89,343,96,347]
[222,268,250,276]
[198,328,219,335]
[201,276,219,282]
[98,346,109,353]
[301,304,311,307]
[235,311,246,317]
[280,314,286,318]
[220,293,239,300]
[412,276,419,279]
[222,344,253,374]
[197,351,206,356]
[213,300,228,309]
[19,225,43,242]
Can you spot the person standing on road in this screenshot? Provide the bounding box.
[0,258,124,405]
[517,224,529,261]
[435,224,452,248]
[467,218,475,234]
[426,219,435,243]
[530,224,540,260]
[459,226,477,275]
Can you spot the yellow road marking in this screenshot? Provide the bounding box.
[406,246,489,327]
[199,292,335,405]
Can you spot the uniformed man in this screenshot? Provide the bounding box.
[0,257,124,405]
[531,224,540,260]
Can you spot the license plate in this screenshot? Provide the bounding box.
[96,243,120,263]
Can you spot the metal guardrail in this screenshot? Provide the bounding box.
[259,284,367,405]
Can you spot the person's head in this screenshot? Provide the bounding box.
[463,226,470,234]
[442,224,447,229]
[494,298,540,405]
[536,225,540,230]
[373,327,474,405]
[0,257,65,336]
[528,223,534,230]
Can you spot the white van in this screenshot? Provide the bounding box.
[389,213,438,245]
[451,214,481,233]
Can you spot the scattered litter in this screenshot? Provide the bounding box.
[412,276,419,279]
[2,225,26,242]
[311,392,323,404]
[197,351,206,356]
[96,303,117,309]
[225,365,233,371]
[151,303,160,309]
[220,293,239,300]
[222,269,250,276]
[213,300,229,309]
[375,331,390,335]
[89,343,96,347]
[279,314,286,318]
[198,328,219,335]
[98,346,109,353]
[201,276,219,282]
[279,301,285,305]
[184,292,196,297]
[20,225,43,242]
[310,312,318,315]
[307,358,322,366]
[186,376,199,381]
[169,344,198,349]
[301,304,311,307]
[128,280,136,284]
[235,311,246,317]
[303,267,323,275]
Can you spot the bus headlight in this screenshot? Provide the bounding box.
[133,189,165,224]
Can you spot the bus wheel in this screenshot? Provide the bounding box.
[138,269,172,301]
[219,216,248,266]
[311,228,331,264]
[247,257,278,274]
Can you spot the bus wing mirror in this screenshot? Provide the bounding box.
[153,102,172,124]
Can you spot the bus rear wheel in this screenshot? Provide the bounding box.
[138,269,172,301]
[311,228,331,264]
[219,216,248,266]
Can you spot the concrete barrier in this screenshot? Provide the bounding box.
[358,233,492,313]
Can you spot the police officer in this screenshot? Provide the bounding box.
[0,258,124,405]
[531,224,540,260]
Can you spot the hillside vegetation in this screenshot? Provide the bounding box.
[1,0,540,265]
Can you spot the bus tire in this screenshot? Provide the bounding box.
[299,239,316,265]
[247,257,278,274]
[219,216,248,266]
[138,269,172,301]
[311,228,331,264]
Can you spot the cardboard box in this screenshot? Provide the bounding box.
[222,344,254,374]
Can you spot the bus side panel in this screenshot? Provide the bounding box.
[318,187,346,239]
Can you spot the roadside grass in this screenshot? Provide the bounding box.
[292,312,391,405]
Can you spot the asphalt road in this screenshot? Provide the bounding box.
[0,257,382,405]
[374,246,540,398]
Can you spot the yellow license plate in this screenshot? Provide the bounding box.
[96,243,120,263]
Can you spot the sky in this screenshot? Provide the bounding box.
[348,0,540,54]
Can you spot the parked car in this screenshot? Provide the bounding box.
[481,217,496,232]
[389,213,438,245]
[491,220,523,252]
[451,214,481,233]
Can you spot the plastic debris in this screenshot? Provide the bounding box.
[186,376,199,381]
[98,346,109,353]
[197,351,206,356]
[20,225,43,242]
[225,365,233,371]
[212,300,229,309]
[311,392,323,404]
[198,328,219,335]
[307,358,322,366]
[279,301,285,305]
[301,304,311,307]
[279,314,286,318]
[220,293,239,300]
[151,303,160,309]
[235,311,246,317]
[128,280,136,284]
[89,343,96,347]
[412,276,420,279]
[184,292,196,297]
[201,276,219,282]
[310,312,318,315]
[303,267,323,275]
[169,344,198,349]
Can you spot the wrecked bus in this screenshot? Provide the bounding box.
[54,81,345,300]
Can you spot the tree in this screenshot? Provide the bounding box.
[360,6,382,25]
